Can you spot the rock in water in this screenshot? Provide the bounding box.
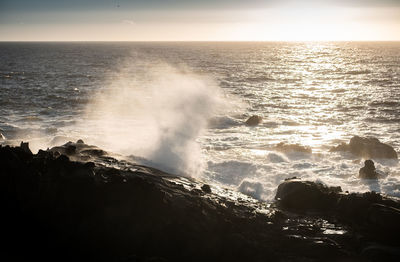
[275,179,341,210]
[275,179,400,245]
[245,115,262,126]
[359,159,378,179]
[201,184,212,193]
[330,136,398,159]
[274,142,312,154]
[0,132,5,140]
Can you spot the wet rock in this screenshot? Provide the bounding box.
[65,144,76,155]
[359,159,378,179]
[0,132,5,140]
[50,141,107,161]
[330,136,398,159]
[276,179,400,244]
[361,244,400,262]
[274,142,312,154]
[1,143,400,261]
[245,115,262,126]
[275,179,341,210]
[20,141,32,154]
[201,184,211,193]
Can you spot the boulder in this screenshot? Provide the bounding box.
[245,115,262,126]
[275,179,400,243]
[330,136,398,159]
[359,159,378,179]
[275,179,340,210]
[201,184,212,193]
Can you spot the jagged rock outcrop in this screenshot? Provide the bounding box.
[330,136,398,159]
[276,178,400,248]
[245,115,262,126]
[1,142,400,261]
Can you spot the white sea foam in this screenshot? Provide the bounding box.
[76,60,243,177]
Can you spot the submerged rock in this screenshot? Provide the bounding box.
[274,142,312,154]
[359,159,379,179]
[245,115,262,126]
[330,136,398,159]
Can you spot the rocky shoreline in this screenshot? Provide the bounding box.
[1,141,399,261]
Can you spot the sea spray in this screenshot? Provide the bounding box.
[79,61,233,177]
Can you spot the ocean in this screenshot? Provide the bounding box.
[1,41,399,200]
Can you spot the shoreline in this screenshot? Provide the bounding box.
[1,140,399,261]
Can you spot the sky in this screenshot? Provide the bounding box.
[0,0,399,41]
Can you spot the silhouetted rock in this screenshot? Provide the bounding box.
[274,142,312,154]
[276,179,400,245]
[275,179,341,210]
[245,115,262,126]
[20,141,32,154]
[201,184,211,193]
[331,136,398,159]
[0,132,5,140]
[1,142,400,261]
[359,159,378,179]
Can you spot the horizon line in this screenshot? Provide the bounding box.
[1,40,400,43]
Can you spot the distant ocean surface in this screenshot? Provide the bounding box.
[1,42,400,200]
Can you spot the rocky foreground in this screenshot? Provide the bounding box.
[1,141,400,261]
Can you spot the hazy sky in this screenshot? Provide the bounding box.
[1,0,399,41]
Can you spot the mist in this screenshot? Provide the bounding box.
[79,60,229,177]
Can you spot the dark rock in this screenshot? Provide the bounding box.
[65,144,76,155]
[276,179,400,245]
[56,154,69,162]
[1,142,400,261]
[201,184,211,193]
[245,115,262,126]
[361,244,400,262]
[331,136,398,159]
[0,132,5,140]
[50,141,107,160]
[275,179,341,210]
[359,159,378,179]
[77,139,84,144]
[20,141,32,154]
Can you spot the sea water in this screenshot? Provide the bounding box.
[1,42,399,200]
